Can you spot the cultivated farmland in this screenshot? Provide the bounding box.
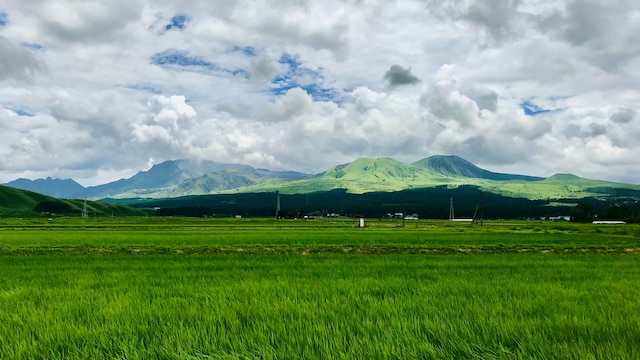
[1,218,639,359]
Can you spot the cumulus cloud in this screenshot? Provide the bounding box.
[132,95,197,145]
[267,88,314,121]
[0,0,639,185]
[384,65,421,87]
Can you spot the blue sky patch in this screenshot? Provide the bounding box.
[232,46,257,57]
[151,49,217,69]
[0,12,8,28]
[270,53,336,102]
[520,100,552,116]
[5,105,35,117]
[231,68,251,79]
[151,49,249,78]
[165,14,190,31]
[21,42,45,51]
[123,83,163,94]
[278,53,301,70]
[271,84,337,102]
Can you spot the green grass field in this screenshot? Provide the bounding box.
[1,218,639,359]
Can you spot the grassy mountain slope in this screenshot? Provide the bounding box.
[237,157,467,194]
[232,157,640,201]
[412,155,543,181]
[82,160,309,199]
[0,185,54,216]
[0,185,144,217]
[7,156,638,203]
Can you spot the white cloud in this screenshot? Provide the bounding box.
[0,0,639,185]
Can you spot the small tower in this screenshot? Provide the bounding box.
[472,191,484,226]
[449,197,454,220]
[82,199,88,219]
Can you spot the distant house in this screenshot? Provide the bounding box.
[549,216,570,222]
[592,220,626,224]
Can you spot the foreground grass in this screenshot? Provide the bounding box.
[1,253,639,359]
[1,218,639,358]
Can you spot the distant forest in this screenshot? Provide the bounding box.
[124,186,640,222]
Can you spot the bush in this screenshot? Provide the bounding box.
[34,201,73,214]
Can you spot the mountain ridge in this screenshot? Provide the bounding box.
[412,155,544,181]
[3,177,85,198]
[3,156,639,201]
[233,156,640,200]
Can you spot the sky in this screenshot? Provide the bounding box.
[1,0,639,186]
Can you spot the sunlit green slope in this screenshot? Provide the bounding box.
[412,155,543,181]
[241,157,463,194]
[231,156,640,201]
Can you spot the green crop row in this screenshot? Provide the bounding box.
[1,253,639,359]
[1,218,639,254]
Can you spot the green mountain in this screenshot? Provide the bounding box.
[0,185,144,217]
[412,155,543,181]
[242,157,458,194]
[234,156,640,201]
[0,185,54,216]
[3,177,86,198]
[79,160,309,199]
[7,156,639,203]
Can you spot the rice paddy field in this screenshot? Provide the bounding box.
[1,217,639,359]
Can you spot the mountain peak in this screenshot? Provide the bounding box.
[545,173,583,182]
[322,157,424,180]
[412,155,484,178]
[412,155,543,181]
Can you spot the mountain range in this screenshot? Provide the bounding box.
[4,155,640,202]
[4,160,309,199]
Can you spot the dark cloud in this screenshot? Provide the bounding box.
[424,0,523,42]
[460,86,498,111]
[37,1,143,43]
[250,56,277,80]
[561,0,612,46]
[384,65,420,86]
[565,123,608,138]
[610,108,636,124]
[0,36,45,81]
[465,0,522,40]
[535,1,640,72]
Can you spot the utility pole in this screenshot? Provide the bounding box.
[449,197,454,220]
[82,199,88,219]
[472,191,484,226]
